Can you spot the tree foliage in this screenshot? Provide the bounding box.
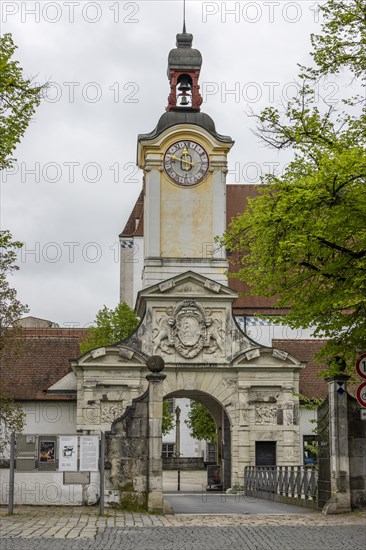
[305,0,366,83]
[185,400,216,443]
[0,388,25,455]
[0,230,29,353]
[0,231,28,452]
[0,33,43,170]
[162,400,174,436]
[80,302,140,355]
[222,0,366,370]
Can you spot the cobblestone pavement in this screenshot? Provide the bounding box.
[1,506,365,549]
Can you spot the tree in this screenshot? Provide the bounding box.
[0,392,25,456]
[304,0,366,83]
[0,34,43,452]
[0,230,29,350]
[185,401,216,443]
[80,302,140,354]
[222,0,366,371]
[0,33,43,170]
[0,231,29,454]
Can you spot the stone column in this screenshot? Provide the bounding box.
[146,356,166,513]
[323,374,352,514]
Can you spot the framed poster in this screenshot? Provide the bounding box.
[58,436,78,471]
[39,440,56,463]
[80,436,99,472]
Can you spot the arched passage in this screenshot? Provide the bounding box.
[164,389,232,490]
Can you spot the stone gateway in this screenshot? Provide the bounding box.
[72,272,304,510]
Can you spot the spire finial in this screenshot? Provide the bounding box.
[183,0,186,33]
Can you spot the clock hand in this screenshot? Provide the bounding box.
[168,154,195,166]
[182,148,191,171]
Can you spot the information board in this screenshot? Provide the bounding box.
[58,436,78,471]
[80,436,99,471]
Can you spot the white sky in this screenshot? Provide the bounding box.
[1,0,343,326]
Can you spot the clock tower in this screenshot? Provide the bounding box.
[121,29,234,302]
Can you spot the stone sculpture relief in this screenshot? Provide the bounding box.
[283,408,294,425]
[100,402,125,425]
[153,300,225,358]
[255,404,278,424]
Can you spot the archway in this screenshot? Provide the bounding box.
[164,389,232,490]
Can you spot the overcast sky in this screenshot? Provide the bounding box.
[1,0,342,327]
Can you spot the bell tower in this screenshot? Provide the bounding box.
[134,28,234,292]
[166,28,203,111]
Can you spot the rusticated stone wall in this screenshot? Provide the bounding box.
[105,390,149,508]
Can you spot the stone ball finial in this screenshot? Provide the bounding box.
[146,355,165,373]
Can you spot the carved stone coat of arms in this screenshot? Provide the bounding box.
[153,300,225,358]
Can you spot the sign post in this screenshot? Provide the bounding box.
[7,432,15,515]
[355,354,366,414]
[356,382,366,408]
[99,432,105,517]
[355,353,366,380]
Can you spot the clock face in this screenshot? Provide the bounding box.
[163,140,209,186]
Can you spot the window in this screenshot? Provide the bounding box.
[162,443,175,458]
[206,442,216,463]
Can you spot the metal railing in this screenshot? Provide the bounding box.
[244,466,318,501]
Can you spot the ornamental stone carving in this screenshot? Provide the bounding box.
[283,408,294,425]
[100,402,125,425]
[153,300,225,358]
[255,404,278,424]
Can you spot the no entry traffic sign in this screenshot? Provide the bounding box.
[356,382,366,408]
[355,353,366,379]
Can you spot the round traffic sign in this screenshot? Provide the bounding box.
[356,382,366,408]
[356,353,366,379]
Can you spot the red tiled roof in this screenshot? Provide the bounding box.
[273,339,328,400]
[0,328,88,401]
[273,339,357,400]
[120,190,144,238]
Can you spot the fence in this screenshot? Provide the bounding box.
[244,466,318,509]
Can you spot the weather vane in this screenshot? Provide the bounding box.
[183,0,186,33]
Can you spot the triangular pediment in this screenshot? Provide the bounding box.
[232,347,305,369]
[72,345,147,368]
[135,271,237,317]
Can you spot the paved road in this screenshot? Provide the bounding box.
[164,493,315,514]
[1,506,366,550]
[1,524,366,550]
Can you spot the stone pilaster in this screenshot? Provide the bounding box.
[323,374,352,514]
[146,356,166,513]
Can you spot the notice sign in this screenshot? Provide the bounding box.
[80,436,99,471]
[58,436,78,471]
